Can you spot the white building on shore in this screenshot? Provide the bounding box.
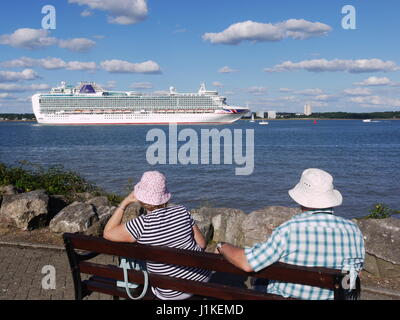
[304,104,312,116]
[256,111,266,118]
[267,111,276,119]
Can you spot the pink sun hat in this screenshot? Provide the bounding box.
[134,171,172,206]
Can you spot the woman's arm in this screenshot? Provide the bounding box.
[193,224,207,250]
[103,191,137,243]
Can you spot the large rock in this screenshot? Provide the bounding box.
[86,196,110,209]
[191,207,222,245]
[190,207,247,246]
[0,190,49,230]
[242,206,300,247]
[49,201,99,233]
[190,206,299,248]
[84,206,116,236]
[211,208,247,246]
[0,185,19,195]
[356,217,400,277]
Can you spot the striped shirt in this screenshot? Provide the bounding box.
[244,209,365,300]
[125,205,211,300]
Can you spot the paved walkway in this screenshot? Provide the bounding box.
[0,244,115,300]
[0,243,399,300]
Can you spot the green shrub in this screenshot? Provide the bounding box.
[0,161,101,201]
[363,203,400,219]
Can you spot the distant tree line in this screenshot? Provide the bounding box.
[305,111,400,119]
[0,113,36,121]
[244,111,400,119]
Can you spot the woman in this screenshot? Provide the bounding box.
[103,170,211,300]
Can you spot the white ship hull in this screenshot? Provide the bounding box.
[34,112,244,125]
[32,94,244,125]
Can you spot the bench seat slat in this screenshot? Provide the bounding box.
[79,261,290,300]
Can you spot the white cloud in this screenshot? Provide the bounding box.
[69,0,148,25]
[343,87,372,96]
[265,58,399,73]
[58,38,96,53]
[246,86,268,95]
[350,95,400,108]
[218,66,238,73]
[203,19,331,45]
[308,101,328,107]
[0,69,39,82]
[100,59,161,74]
[279,19,332,39]
[0,93,14,99]
[130,82,153,89]
[0,57,97,71]
[101,80,117,89]
[354,76,392,86]
[0,83,50,92]
[313,94,338,101]
[212,81,223,88]
[64,60,97,71]
[278,88,293,93]
[0,28,96,53]
[0,28,57,50]
[295,88,324,96]
[81,9,93,17]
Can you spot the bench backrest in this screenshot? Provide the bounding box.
[63,233,359,300]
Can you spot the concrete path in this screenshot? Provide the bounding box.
[0,243,114,300]
[0,243,399,300]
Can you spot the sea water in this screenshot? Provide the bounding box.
[1,120,399,219]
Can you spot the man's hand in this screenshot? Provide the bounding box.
[214,242,253,273]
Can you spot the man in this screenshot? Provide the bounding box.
[216,168,365,300]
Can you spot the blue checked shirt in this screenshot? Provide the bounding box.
[244,209,365,300]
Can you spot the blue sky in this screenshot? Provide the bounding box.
[1,0,400,113]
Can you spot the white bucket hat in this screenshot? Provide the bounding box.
[288,168,342,209]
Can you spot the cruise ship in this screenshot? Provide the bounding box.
[32,82,248,125]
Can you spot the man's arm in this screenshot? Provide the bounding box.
[217,243,254,273]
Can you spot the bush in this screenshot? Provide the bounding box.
[0,161,101,201]
[363,203,400,219]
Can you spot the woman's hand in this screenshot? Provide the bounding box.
[121,191,138,208]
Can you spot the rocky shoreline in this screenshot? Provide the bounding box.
[0,186,399,280]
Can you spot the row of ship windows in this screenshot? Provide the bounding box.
[40,107,217,112]
[42,97,215,101]
[43,110,213,115]
[41,99,215,104]
[40,103,218,108]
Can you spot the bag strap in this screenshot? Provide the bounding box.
[122,260,149,300]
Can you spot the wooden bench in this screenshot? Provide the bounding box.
[63,233,361,300]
